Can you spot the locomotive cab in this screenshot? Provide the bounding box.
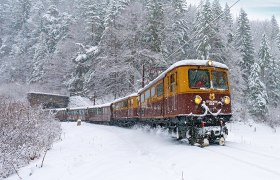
[137,59,232,146]
[163,60,232,146]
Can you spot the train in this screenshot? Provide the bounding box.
[53,59,232,147]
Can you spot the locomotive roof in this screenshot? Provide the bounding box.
[138,59,229,93]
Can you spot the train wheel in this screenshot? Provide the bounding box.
[201,138,209,147]
[219,137,225,146]
[175,127,183,140]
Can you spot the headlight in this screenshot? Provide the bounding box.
[194,95,202,105]
[223,96,231,104]
[208,60,213,66]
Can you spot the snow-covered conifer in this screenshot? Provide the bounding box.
[266,58,280,107]
[248,63,268,121]
[277,33,280,51]
[270,15,279,42]
[234,9,255,90]
[258,34,271,82]
[146,0,164,53]
[194,0,214,60]
[84,0,107,45]
[222,3,233,44]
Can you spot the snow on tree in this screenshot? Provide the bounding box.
[257,33,280,107]
[248,63,268,121]
[234,9,255,93]
[83,0,107,45]
[13,0,32,32]
[194,0,215,60]
[29,5,72,83]
[222,3,234,44]
[266,58,280,108]
[146,0,164,53]
[270,15,279,42]
[258,34,271,82]
[162,0,190,61]
[277,33,280,51]
[41,5,72,53]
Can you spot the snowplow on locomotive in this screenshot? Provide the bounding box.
[54,59,232,146]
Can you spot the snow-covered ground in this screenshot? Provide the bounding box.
[7,122,280,180]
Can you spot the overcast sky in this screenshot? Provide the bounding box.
[187,0,280,23]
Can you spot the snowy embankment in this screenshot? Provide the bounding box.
[6,122,280,180]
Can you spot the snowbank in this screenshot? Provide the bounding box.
[6,122,280,180]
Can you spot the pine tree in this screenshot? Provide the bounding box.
[164,0,189,60]
[222,3,234,44]
[248,63,268,121]
[258,34,271,82]
[277,33,280,51]
[270,15,279,42]
[193,0,215,60]
[13,0,32,32]
[29,4,72,83]
[41,5,72,53]
[171,0,187,18]
[235,9,255,89]
[266,58,280,107]
[210,0,228,63]
[84,0,107,45]
[146,0,164,53]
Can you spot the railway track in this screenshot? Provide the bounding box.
[203,143,280,178]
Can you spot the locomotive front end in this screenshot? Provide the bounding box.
[177,60,232,146]
[187,62,231,146]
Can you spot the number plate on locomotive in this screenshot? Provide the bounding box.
[206,100,218,106]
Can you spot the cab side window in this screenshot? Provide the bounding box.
[156,83,163,96]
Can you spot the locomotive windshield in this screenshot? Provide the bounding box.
[189,69,210,89]
[212,70,228,90]
[188,69,229,90]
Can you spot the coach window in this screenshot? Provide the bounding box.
[141,94,145,103]
[93,108,97,115]
[151,87,155,97]
[97,108,102,115]
[145,90,150,100]
[156,83,163,96]
[123,100,128,108]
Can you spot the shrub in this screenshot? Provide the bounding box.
[0,96,61,179]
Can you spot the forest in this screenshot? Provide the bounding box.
[0,0,279,123]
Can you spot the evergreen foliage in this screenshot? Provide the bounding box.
[248,63,268,121]
[146,0,164,53]
[234,9,255,92]
[194,0,214,60]
[258,34,271,82]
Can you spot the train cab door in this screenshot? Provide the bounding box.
[166,72,178,115]
[128,98,132,118]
